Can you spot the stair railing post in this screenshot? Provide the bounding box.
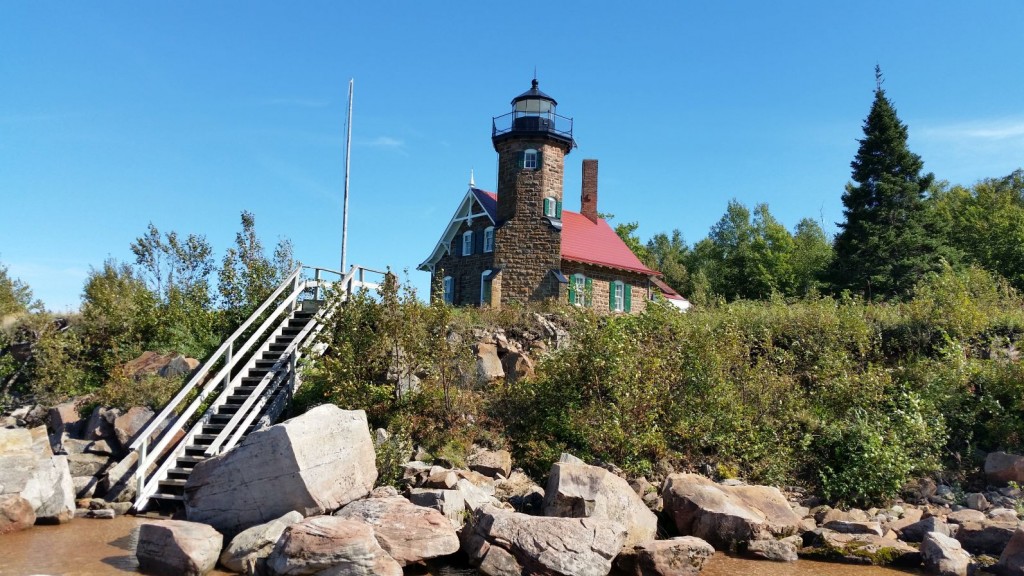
[137,437,148,506]
[225,342,233,386]
[314,268,322,301]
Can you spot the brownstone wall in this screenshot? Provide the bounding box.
[492,138,570,305]
[431,218,495,306]
[560,261,651,314]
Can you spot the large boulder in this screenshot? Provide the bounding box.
[122,351,198,379]
[408,488,467,527]
[746,538,799,562]
[955,520,1018,555]
[661,473,802,550]
[48,402,81,439]
[220,511,303,575]
[0,427,75,524]
[469,448,512,478]
[463,505,626,576]
[333,496,459,566]
[803,529,920,566]
[184,405,377,539]
[921,531,971,576]
[0,494,36,535]
[998,526,1024,576]
[986,452,1024,485]
[544,460,658,548]
[897,516,952,543]
[136,520,223,576]
[113,406,154,447]
[615,536,716,575]
[265,516,402,576]
[474,342,505,384]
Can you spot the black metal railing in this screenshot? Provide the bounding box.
[492,111,574,140]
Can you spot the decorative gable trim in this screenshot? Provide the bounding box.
[418,187,497,271]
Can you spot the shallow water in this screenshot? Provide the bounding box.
[0,516,923,576]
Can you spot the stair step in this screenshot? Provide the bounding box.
[176,457,204,468]
[227,394,252,403]
[194,434,219,442]
[210,414,233,423]
[185,445,210,455]
[159,479,187,488]
[236,384,259,392]
[218,405,240,415]
[149,493,185,502]
[167,468,191,478]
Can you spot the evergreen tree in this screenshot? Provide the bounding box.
[830,67,953,299]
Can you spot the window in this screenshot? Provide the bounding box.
[483,226,494,253]
[443,276,454,304]
[611,281,624,312]
[610,280,632,312]
[480,270,493,306]
[568,273,590,306]
[462,231,473,256]
[523,148,538,170]
[543,197,557,218]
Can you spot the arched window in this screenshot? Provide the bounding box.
[443,276,454,304]
[462,231,473,256]
[523,148,539,170]
[483,226,494,253]
[480,270,493,306]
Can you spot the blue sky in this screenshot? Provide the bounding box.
[3,2,1023,311]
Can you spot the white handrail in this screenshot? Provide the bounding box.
[128,265,303,452]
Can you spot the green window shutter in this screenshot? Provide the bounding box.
[584,277,592,307]
[483,279,492,305]
[609,281,615,310]
[536,150,542,169]
[556,200,563,218]
[517,150,525,169]
[624,283,632,312]
[543,197,552,216]
[568,278,576,305]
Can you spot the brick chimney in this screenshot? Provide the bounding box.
[581,159,599,223]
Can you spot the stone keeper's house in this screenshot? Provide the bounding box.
[418,80,690,313]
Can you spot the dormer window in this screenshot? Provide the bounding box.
[483,226,494,253]
[523,148,539,170]
[462,231,473,256]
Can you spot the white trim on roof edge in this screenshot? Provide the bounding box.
[418,187,496,271]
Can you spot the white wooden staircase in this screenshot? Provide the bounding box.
[127,265,385,513]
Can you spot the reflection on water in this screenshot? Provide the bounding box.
[0,516,922,576]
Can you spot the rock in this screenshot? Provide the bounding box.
[403,460,433,483]
[616,536,716,575]
[136,520,223,576]
[921,531,971,576]
[159,354,199,378]
[803,529,920,566]
[83,406,120,441]
[474,342,505,384]
[966,492,990,512]
[87,508,115,519]
[85,439,118,456]
[113,406,154,447]
[0,427,75,523]
[824,520,885,537]
[408,488,467,527]
[72,475,98,499]
[544,460,658,548]
[0,494,36,535]
[560,452,586,465]
[265,515,402,576]
[48,402,81,438]
[122,351,197,380]
[333,496,459,566]
[662,473,802,550]
[369,485,399,498]
[501,351,534,384]
[456,478,502,512]
[220,511,303,575]
[898,516,951,543]
[948,509,987,525]
[469,448,512,479]
[987,452,1024,485]
[990,507,1020,522]
[997,526,1024,576]
[955,520,1018,555]
[464,505,626,576]
[66,451,109,477]
[184,405,377,540]
[495,471,545,515]
[423,469,458,489]
[746,538,799,562]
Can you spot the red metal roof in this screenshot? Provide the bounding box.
[479,191,658,275]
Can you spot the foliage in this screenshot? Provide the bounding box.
[0,262,41,317]
[218,211,295,330]
[79,260,159,372]
[24,317,90,405]
[830,67,956,299]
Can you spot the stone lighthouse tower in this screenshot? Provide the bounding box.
[490,79,575,304]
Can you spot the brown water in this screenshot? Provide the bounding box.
[0,517,923,576]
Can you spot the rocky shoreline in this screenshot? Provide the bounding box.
[4,398,1024,576]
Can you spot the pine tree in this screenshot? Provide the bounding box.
[830,67,952,299]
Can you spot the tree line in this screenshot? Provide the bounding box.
[619,67,1024,305]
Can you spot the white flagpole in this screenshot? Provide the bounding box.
[341,78,354,274]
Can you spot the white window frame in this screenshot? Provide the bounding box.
[544,196,557,218]
[483,226,494,253]
[443,276,454,304]
[462,231,473,256]
[480,270,492,306]
[524,148,538,170]
[612,280,625,312]
[572,273,586,307]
